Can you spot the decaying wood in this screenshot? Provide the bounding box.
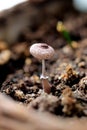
[0,94,87,130]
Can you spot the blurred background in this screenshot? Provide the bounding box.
[0,0,26,11]
[1,0,87,12]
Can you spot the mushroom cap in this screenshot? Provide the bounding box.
[30,43,55,60]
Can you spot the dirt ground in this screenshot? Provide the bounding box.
[0,0,87,117]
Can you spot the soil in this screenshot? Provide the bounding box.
[0,0,87,118]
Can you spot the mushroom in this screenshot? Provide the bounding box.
[30,43,55,94]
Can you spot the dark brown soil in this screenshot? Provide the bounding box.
[0,0,87,117]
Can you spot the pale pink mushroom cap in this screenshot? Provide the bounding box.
[30,43,55,60]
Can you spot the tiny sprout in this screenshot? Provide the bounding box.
[56,21,78,49]
[30,43,55,94]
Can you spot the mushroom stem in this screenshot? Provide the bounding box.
[41,78,51,94]
[42,59,45,77]
[40,60,51,94]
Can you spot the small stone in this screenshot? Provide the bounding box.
[30,75,40,83]
[79,76,87,87]
[15,90,24,100]
[79,76,87,94]
[0,41,8,50]
[60,65,78,85]
[31,93,35,97]
[78,61,86,68]
[0,50,11,65]
[62,45,73,55]
[25,58,32,65]
[71,41,78,49]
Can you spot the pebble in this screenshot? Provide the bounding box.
[0,50,11,65]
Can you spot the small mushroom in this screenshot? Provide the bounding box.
[30,43,55,94]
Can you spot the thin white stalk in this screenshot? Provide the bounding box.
[40,59,51,94]
[42,59,45,77]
